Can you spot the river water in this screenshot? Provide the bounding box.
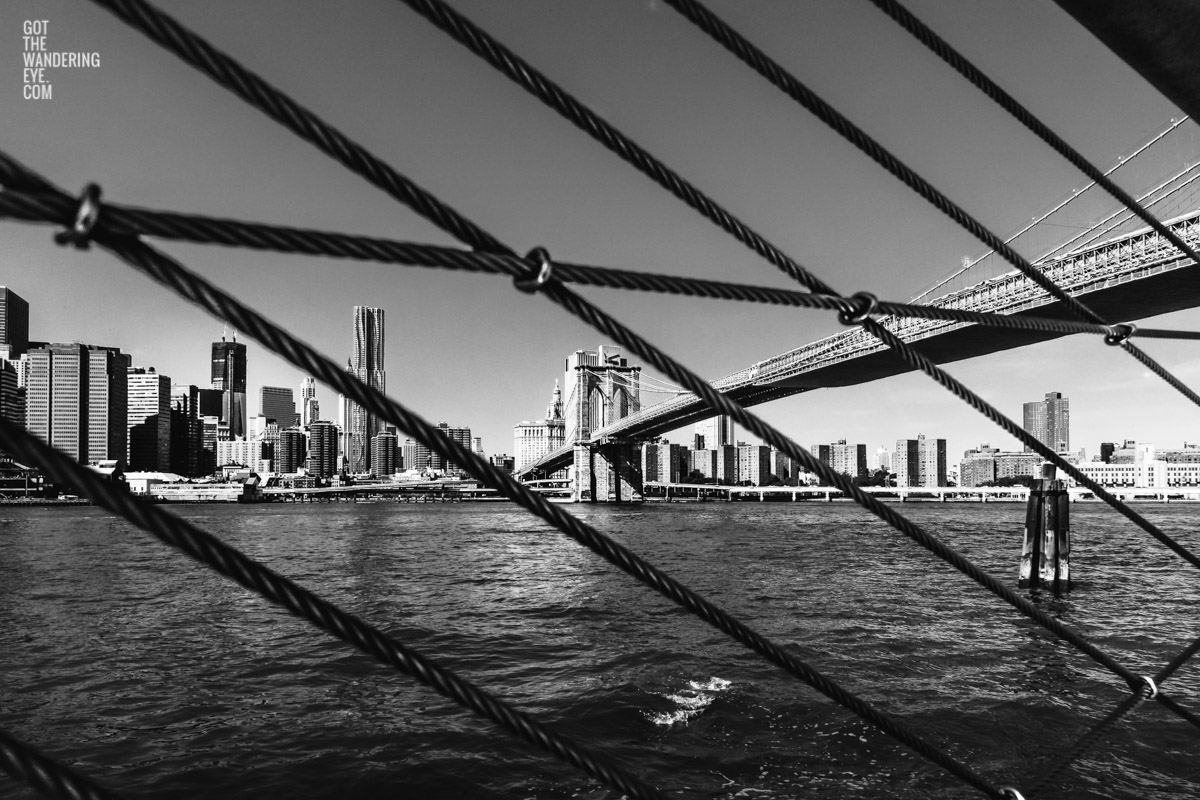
[2,500,1200,799]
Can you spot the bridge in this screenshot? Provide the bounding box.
[525,205,1200,482]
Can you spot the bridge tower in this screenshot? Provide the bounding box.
[563,346,644,501]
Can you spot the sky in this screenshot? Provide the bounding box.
[3,0,1200,467]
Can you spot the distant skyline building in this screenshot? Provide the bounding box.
[299,376,318,428]
[278,428,307,473]
[371,427,398,476]
[346,306,385,473]
[514,381,566,473]
[210,332,247,440]
[0,287,30,360]
[813,439,867,479]
[260,385,296,428]
[1024,391,1070,453]
[895,434,946,487]
[308,420,339,477]
[127,367,171,471]
[26,342,130,465]
[170,384,205,477]
[694,415,734,450]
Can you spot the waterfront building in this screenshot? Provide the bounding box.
[210,332,247,440]
[717,445,738,485]
[371,427,398,476]
[1023,391,1069,453]
[514,382,566,473]
[260,386,297,428]
[737,444,772,486]
[26,342,129,464]
[346,306,386,474]
[813,439,867,479]
[401,438,417,472]
[216,438,271,474]
[658,443,688,483]
[875,446,891,473]
[895,435,946,487]
[959,444,999,488]
[691,449,718,481]
[489,453,515,473]
[307,420,339,477]
[277,428,307,473]
[694,415,734,451]
[772,447,793,484]
[0,287,29,361]
[299,376,317,427]
[0,361,22,434]
[641,442,661,483]
[127,367,171,471]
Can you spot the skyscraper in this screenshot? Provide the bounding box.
[308,420,339,477]
[127,367,171,471]
[346,307,385,473]
[299,376,318,427]
[694,415,734,450]
[26,343,129,464]
[260,386,296,428]
[1023,391,1070,453]
[0,286,30,360]
[211,332,247,440]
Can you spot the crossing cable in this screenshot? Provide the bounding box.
[0,428,664,799]
[0,160,1009,799]
[5,180,1200,343]
[37,6,1200,791]
[0,727,126,800]
[66,0,1200,720]
[660,0,1200,414]
[79,0,1200,590]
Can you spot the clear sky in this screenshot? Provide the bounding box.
[4,0,1199,467]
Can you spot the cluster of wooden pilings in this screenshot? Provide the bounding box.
[1020,463,1070,591]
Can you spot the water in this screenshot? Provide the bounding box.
[3,501,1200,799]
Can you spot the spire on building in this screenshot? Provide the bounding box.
[547,380,563,420]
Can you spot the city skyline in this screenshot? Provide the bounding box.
[7,2,1200,465]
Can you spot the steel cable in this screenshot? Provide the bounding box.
[6,180,1200,341]
[0,728,127,800]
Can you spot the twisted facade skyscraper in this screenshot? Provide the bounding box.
[346,306,385,473]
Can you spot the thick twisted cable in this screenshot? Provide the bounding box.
[868,0,1200,271]
[1029,690,1149,794]
[0,422,665,800]
[87,0,512,258]
[10,182,1200,341]
[662,0,1200,413]
[0,728,127,800]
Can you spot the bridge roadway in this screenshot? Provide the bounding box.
[525,208,1200,477]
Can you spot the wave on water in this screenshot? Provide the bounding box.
[646,676,732,726]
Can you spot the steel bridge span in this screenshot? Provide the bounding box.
[525,208,1200,478]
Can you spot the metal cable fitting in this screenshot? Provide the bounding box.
[1104,322,1137,346]
[837,291,878,325]
[1139,675,1159,700]
[999,787,1026,800]
[53,183,102,250]
[514,246,554,293]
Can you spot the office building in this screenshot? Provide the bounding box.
[694,415,734,450]
[211,332,247,440]
[260,386,296,428]
[170,384,204,477]
[308,420,339,477]
[1023,391,1070,453]
[127,367,171,471]
[278,428,307,474]
[299,376,318,427]
[216,438,271,473]
[514,382,566,472]
[0,287,29,360]
[26,342,129,464]
[371,427,398,476]
[346,307,386,473]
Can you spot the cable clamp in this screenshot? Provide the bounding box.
[514,246,554,294]
[1103,322,1137,346]
[837,291,878,325]
[53,183,103,250]
[999,788,1026,800]
[1139,675,1158,700]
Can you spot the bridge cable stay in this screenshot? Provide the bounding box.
[909,116,1191,304]
[9,3,1200,796]
[51,0,1200,791]
[661,0,1200,415]
[385,0,1200,589]
[9,179,1200,343]
[1,156,1190,800]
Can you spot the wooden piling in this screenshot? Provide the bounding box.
[1019,463,1071,590]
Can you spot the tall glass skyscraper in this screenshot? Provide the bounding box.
[346,307,385,473]
[211,332,247,440]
